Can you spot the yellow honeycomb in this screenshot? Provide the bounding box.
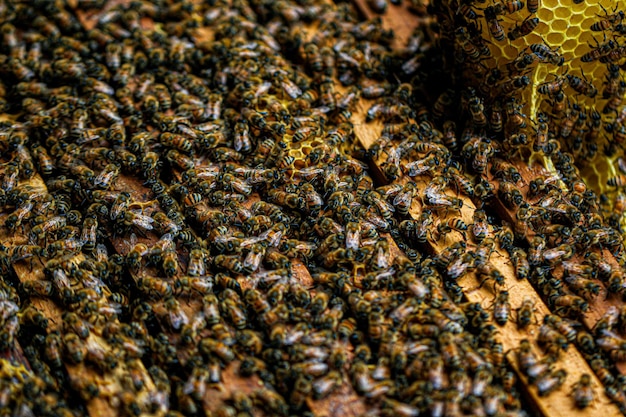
[479,0,624,194]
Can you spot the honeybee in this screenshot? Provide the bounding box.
[93,163,119,190]
[267,189,304,210]
[220,297,247,329]
[166,149,195,171]
[492,290,511,326]
[567,73,598,98]
[137,277,173,299]
[242,242,266,274]
[63,332,87,365]
[161,297,188,331]
[530,43,564,66]
[550,293,589,317]
[5,200,34,231]
[159,250,178,278]
[78,216,98,253]
[186,248,207,277]
[43,332,63,368]
[568,373,595,409]
[253,388,289,416]
[542,244,575,265]
[606,385,626,414]
[231,119,252,154]
[160,132,193,154]
[508,16,540,41]
[536,369,567,397]
[590,6,625,31]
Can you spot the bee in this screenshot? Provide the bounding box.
[516,338,539,372]
[303,42,323,73]
[230,119,253,154]
[160,250,179,278]
[475,263,505,293]
[498,181,524,209]
[103,43,121,70]
[564,272,601,300]
[309,370,342,400]
[492,290,511,326]
[185,248,207,277]
[526,0,540,12]
[137,277,173,300]
[160,132,193,154]
[590,6,625,31]
[511,296,536,329]
[5,200,34,231]
[166,149,194,170]
[162,297,188,331]
[606,174,626,187]
[544,314,578,343]
[588,357,615,389]
[485,6,506,41]
[31,144,55,177]
[581,38,618,62]
[543,244,575,264]
[568,373,595,409]
[602,64,622,99]
[455,27,481,62]
[62,332,87,366]
[254,388,289,416]
[567,73,598,98]
[530,42,564,65]
[43,332,63,368]
[508,246,529,280]
[120,210,154,232]
[19,305,48,330]
[241,242,265,274]
[536,369,567,396]
[93,163,119,190]
[438,218,470,240]
[70,163,96,187]
[550,293,589,317]
[467,96,487,128]
[279,240,316,263]
[492,0,524,14]
[537,76,566,96]
[508,16,540,41]
[194,295,221,329]
[79,216,98,253]
[606,385,626,414]
[499,75,531,95]
[220,298,248,330]
[267,189,304,210]
[243,288,272,318]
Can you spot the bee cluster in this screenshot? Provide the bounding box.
[368,0,626,413]
[0,0,624,416]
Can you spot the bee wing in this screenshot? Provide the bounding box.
[392,190,412,208]
[243,250,263,272]
[232,179,252,195]
[345,229,360,250]
[95,243,108,262]
[130,212,155,230]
